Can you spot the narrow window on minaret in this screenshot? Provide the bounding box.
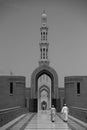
[43,32,45,35]
[43,36,45,40]
[43,48,45,59]
[43,53,45,59]
[43,32,45,40]
[41,48,42,59]
[41,32,42,41]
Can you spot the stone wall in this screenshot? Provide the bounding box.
[0,76,26,126]
[65,76,87,123]
[0,76,25,109]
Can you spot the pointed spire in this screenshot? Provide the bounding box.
[41,10,47,26]
[43,9,46,14]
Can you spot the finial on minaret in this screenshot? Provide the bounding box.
[41,10,47,26]
[42,9,46,14]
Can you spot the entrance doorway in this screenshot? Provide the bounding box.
[38,74,51,112]
[30,65,59,112]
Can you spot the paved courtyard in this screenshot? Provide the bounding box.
[1,111,87,130]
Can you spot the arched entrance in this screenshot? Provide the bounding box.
[39,85,50,112]
[29,64,60,112]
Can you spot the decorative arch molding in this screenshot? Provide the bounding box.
[39,85,50,93]
[39,85,50,98]
[31,64,59,99]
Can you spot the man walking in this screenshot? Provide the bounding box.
[51,105,56,122]
[61,104,69,122]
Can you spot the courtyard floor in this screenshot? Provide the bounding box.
[0,110,87,130]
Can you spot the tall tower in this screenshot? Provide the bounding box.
[39,10,50,66]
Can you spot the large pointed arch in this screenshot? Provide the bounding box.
[31,64,59,99]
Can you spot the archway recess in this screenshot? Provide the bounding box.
[31,64,58,98]
[38,85,50,112]
[30,64,60,112]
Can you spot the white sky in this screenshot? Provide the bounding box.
[0,0,87,87]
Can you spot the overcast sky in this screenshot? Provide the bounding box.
[0,0,87,87]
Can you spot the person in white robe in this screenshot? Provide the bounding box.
[61,104,69,122]
[51,105,56,122]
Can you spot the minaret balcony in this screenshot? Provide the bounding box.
[39,60,50,66]
[39,42,49,47]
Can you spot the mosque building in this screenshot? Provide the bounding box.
[29,10,65,112]
[0,11,87,127]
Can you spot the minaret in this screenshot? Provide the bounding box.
[39,10,50,66]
